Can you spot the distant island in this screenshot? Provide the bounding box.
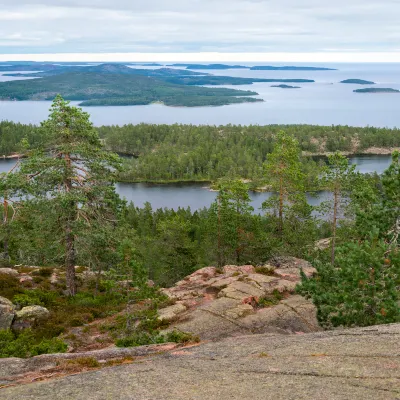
[2,62,315,87]
[0,64,263,107]
[168,64,248,70]
[163,76,314,86]
[271,84,301,89]
[341,79,376,85]
[354,88,400,93]
[250,66,336,71]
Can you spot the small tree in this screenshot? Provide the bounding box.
[20,95,121,295]
[262,131,313,251]
[210,179,253,267]
[318,152,356,264]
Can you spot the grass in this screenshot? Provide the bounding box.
[257,290,285,308]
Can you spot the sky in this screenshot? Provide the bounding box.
[0,0,399,62]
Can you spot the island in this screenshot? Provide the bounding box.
[271,84,301,89]
[0,65,263,107]
[162,76,314,86]
[250,66,336,71]
[341,79,375,85]
[353,88,400,93]
[168,64,248,69]
[3,63,315,87]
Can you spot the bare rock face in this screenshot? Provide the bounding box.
[0,296,16,330]
[159,258,320,340]
[13,306,50,330]
[0,268,19,277]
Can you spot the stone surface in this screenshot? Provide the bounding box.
[1,324,399,399]
[13,306,50,330]
[157,303,187,322]
[0,268,19,277]
[0,296,15,330]
[160,259,320,340]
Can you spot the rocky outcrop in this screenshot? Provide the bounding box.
[159,258,320,340]
[0,296,16,330]
[2,323,399,399]
[13,306,50,330]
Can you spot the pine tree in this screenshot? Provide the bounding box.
[262,131,314,251]
[318,152,356,264]
[19,95,121,295]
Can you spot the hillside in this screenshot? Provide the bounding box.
[0,69,262,107]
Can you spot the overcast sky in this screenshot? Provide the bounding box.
[0,0,398,61]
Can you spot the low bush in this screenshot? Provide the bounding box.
[0,329,67,358]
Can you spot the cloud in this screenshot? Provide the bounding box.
[0,0,398,56]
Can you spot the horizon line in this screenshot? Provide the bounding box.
[1,52,400,63]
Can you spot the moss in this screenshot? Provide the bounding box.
[255,266,276,276]
[257,290,284,308]
[67,357,100,368]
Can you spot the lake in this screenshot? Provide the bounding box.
[0,155,392,211]
[1,63,400,127]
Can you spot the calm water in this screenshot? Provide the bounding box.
[0,155,392,211]
[1,63,400,127]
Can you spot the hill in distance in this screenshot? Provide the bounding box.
[0,65,262,107]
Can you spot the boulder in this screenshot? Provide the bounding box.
[0,268,19,277]
[0,296,16,330]
[13,305,50,330]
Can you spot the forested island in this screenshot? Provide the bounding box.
[168,64,248,69]
[271,84,301,89]
[354,88,400,93]
[250,66,336,71]
[2,121,399,182]
[0,65,262,107]
[340,79,376,85]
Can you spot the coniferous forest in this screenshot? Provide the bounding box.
[0,97,399,357]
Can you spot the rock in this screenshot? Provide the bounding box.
[0,296,16,330]
[315,237,332,250]
[19,275,33,284]
[157,303,187,323]
[218,281,264,300]
[13,306,50,330]
[158,259,320,340]
[0,268,19,277]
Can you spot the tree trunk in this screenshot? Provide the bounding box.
[65,218,77,296]
[331,185,339,265]
[2,195,9,261]
[217,197,222,268]
[279,175,284,238]
[65,152,77,296]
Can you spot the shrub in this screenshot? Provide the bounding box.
[13,289,58,307]
[0,272,23,299]
[255,266,275,276]
[257,290,284,308]
[0,329,67,358]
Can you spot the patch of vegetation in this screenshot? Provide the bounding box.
[257,290,284,308]
[115,330,199,347]
[13,289,58,307]
[0,329,67,358]
[0,272,24,299]
[255,266,276,276]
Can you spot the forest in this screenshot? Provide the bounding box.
[2,121,400,182]
[0,97,399,356]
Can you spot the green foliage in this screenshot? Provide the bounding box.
[257,290,284,308]
[115,330,199,347]
[0,329,67,358]
[298,236,400,328]
[13,289,58,307]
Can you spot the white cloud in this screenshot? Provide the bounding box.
[0,1,398,59]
